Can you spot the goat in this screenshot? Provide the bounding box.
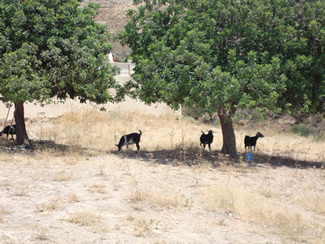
[244,132,264,152]
[0,125,16,140]
[116,130,142,152]
[200,130,214,152]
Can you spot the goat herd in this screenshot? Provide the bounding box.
[0,125,264,154]
[115,129,264,153]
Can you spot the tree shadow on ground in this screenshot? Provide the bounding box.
[111,148,222,167]
[0,139,99,157]
[1,139,323,169]
[112,148,325,170]
[252,153,324,169]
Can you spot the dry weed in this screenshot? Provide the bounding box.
[128,216,159,237]
[66,211,101,226]
[86,183,108,194]
[202,181,324,242]
[0,206,11,222]
[69,193,80,202]
[33,109,208,154]
[52,171,73,181]
[127,175,190,210]
[33,228,50,242]
[0,234,17,244]
[36,198,61,213]
[12,187,29,197]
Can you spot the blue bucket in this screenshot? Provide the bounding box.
[245,153,254,162]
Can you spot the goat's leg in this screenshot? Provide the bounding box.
[208,144,211,152]
[136,143,140,152]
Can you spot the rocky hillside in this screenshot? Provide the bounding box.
[81,0,135,60]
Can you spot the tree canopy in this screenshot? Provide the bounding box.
[120,0,325,157]
[0,0,122,146]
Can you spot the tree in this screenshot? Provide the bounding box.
[0,0,122,148]
[120,0,325,157]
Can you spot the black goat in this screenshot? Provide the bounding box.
[200,130,214,152]
[0,125,16,140]
[116,130,142,152]
[244,132,264,152]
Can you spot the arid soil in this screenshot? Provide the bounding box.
[0,141,324,243]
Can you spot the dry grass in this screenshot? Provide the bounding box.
[36,197,62,213]
[86,183,108,194]
[0,206,11,222]
[69,193,80,202]
[66,211,101,226]
[202,177,325,242]
[31,109,204,153]
[33,229,50,242]
[236,127,325,163]
[52,171,74,182]
[1,105,324,243]
[28,108,325,165]
[128,179,190,210]
[29,109,325,241]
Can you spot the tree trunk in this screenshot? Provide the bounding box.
[14,102,32,148]
[218,108,237,158]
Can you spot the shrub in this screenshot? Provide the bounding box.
[290,124,310,137]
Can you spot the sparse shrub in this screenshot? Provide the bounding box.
[290,124,311,137]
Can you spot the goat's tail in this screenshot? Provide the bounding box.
[139,130,142,135]
[201,131,205,134]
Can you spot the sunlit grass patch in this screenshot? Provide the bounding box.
[202,181,325,242]
[66,211,101,227]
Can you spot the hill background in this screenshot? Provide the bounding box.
[81,0,134,60]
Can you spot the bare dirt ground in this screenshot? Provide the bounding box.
[0,76,325,244]
[0,150,323,244]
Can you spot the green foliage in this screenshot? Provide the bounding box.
[0,0,121,105]
[290,124,311,137]
[120,0,325,115]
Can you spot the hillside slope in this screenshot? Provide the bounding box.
[81,0,135,59]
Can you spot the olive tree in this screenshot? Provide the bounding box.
[120,0,324,157]
[0,0,122,147]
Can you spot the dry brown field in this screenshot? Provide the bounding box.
[0,76,324,244]
[1,1,324,243]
